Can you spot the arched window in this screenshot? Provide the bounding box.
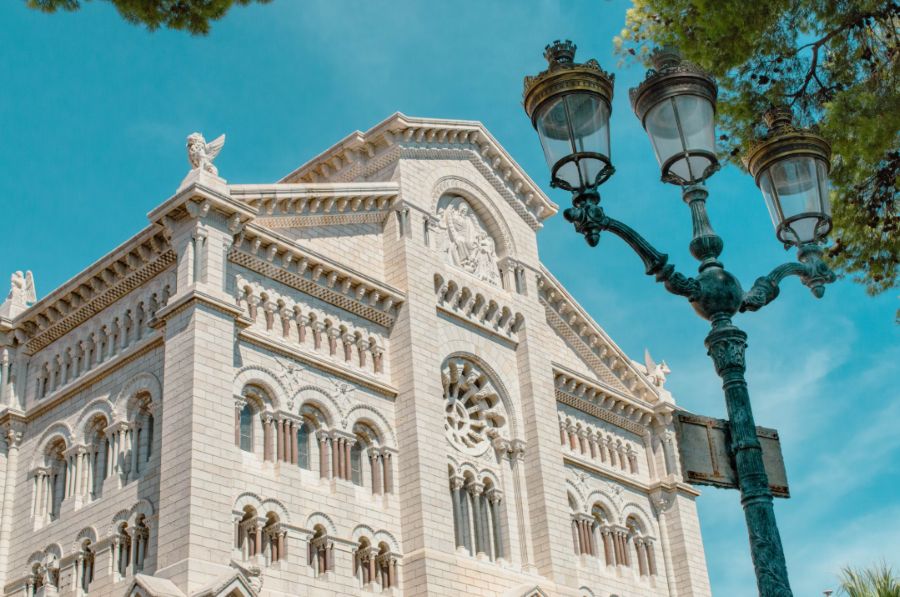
[264,512,285,564]
[376,542,399,589]
[449,471,505,561]
[239,403,253,452]
[238,506,260,560]
[297,423,311,469]
[354,537,374,587]
[308,525,333,576]
[79,540,95,593]
[86,417,109,499]
[115,523,131,578]
[42,438,67,521]
[626,516,657,577]
[133,515,149,572]
[350,441,363,486]
[591,504,614,566]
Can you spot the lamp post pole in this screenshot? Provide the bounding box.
[523,41,837,597]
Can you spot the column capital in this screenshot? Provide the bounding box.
[466,481,485,497]
[2,419,25,449]
[449,475,466,491]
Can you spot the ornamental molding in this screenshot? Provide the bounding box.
[433,273,524,341]
[538,265,659,402]
[554,364,662,436]
[238,328,397,399]
[229,225,404,328]
[278,113,557,230]
[229,182,399,229]
[10,229,174,355]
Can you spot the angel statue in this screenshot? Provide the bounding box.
[186,132,226,176]
[7,271,36,307]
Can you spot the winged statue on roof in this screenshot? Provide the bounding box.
[186,132,226,176]
[7,271,36,307]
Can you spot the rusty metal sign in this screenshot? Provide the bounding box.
[674,411,789,498]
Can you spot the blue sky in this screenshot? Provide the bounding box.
[1,1,897,594]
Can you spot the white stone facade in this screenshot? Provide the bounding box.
[0,114,711,597]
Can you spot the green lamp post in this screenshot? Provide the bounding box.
[524,41,836,597]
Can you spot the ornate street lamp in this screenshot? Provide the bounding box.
[523,43,837,597]
[523,40,615,200]
[630,47,719,186]
[744,107,833,247]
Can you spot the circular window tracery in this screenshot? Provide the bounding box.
[442,357,507,455]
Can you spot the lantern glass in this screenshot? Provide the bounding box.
[758,155,831,245]
[644,94,716,185]
[535,92,611,191]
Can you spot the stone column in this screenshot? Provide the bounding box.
[467,482,486,556]
[0,349,9,407]
[571,519,580,555]
[488,490,505,560]
[381,450,393,493]
[290,422,299,465]
[602,528,614,566]
[636,538,648,575]
[317,431,329,478]
[0,424,23,588]
[369,449,381,494]
[343,439,352,480]
[332,436,342,480]
[276,419,284,462]
[646,541,658,575]
[234,399,244,447]
[262,414,273,462]
[450,476,466,549]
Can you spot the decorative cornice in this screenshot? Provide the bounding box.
[277,113,558,229]
[554,364,662,436]
[11,230,173,355]
[229,226,403,328]
[538,265,659,402]
[433,272,524,341]
[238,328,397,398]
[229,182,399,229]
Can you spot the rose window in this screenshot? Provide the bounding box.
[442,357,507,455]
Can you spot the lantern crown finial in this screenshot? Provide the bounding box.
[650,46,682,71]
[544,40,577,66]
[763,106,795,131]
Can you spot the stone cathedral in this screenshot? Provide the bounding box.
[0,114,712,597]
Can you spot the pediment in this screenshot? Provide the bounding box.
[126,574,186,597]
[503,584,551,597]
[277,113,557,231]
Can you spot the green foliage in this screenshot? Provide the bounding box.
[618,0,900,295]
[838,562,900,597]
[25,0,270,35]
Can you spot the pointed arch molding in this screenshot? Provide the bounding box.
[429,174,516,258]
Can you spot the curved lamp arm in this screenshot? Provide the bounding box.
[740,244,837,312]
[564,197,700,301]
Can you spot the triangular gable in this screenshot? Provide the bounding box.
[126,574,186,597]
[503,584,551,597]
[192,569,258,597]
[277,113,558,231]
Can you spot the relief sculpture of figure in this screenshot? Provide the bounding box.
[445,203,477,267]
[186,132,226,176]
[438,196,500,285]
